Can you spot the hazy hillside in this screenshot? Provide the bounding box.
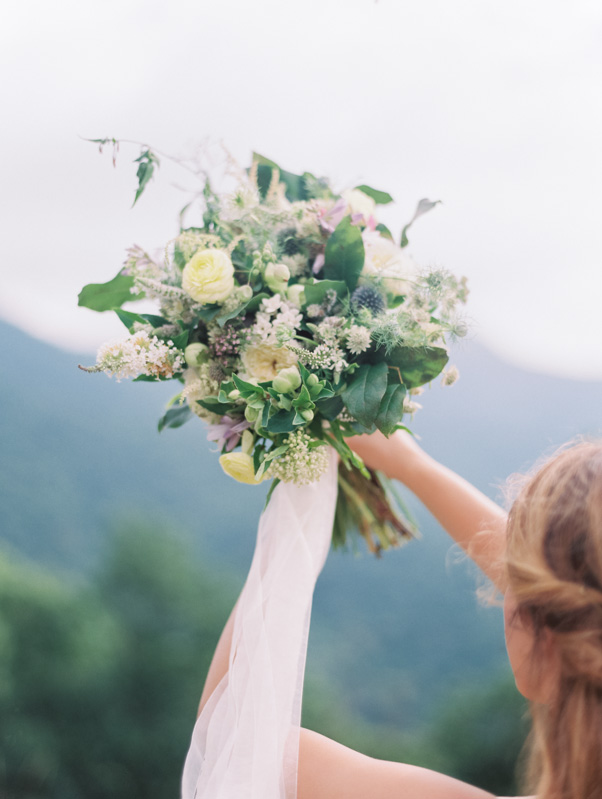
[2,319,601,728]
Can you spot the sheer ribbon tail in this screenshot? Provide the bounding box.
[182,450,339,799]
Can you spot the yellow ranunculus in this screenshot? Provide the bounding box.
[182,249,235,304]
[219,452,265,485]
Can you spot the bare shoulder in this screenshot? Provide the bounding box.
[299,729,498,799]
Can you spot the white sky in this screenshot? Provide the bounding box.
[1,0,601,378]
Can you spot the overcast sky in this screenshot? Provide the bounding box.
[1,0,601,378]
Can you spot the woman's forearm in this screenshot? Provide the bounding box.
[197,601,238,718]
[349,432,508,589]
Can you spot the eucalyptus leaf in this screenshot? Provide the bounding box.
[400,198,441,248]
[323,217,365,292]
[354,185,394,205]
[78,274,136,312]
[341,362,388,428]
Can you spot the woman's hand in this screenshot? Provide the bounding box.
[347,429,427,485]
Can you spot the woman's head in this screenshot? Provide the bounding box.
[504,439,602,799]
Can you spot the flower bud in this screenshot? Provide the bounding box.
[272,365,302,394]
[300,408,314,422]
[244,404,260,422]
[228,389,241,400]
[184,342,210,368]
[265,262,290,293]
[219,452,266,484]
[238,284,253,302]
[241,429,255,456]
[306,373,319,387]
[287,284,306,308]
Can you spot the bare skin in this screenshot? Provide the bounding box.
[197,430,533,798]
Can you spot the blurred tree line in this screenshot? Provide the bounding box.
[0,521,529,798]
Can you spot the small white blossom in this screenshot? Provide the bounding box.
[345,325,372,355]
[441,366,459,386]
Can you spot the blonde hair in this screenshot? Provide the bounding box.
[505,439,602,799]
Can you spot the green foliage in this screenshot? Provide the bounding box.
[400,198,442,248]
[322,216,365,291]
[303,279,348,306]
[374,345,449,389]
[77,273,137,312]
[132,149,160,206]
[341,362,388,428]
[375,381,407,436]
[354,184,394,205]
[157,404,192,432]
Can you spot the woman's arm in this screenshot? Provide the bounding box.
[197,600,238,717]
[349,431,508,590]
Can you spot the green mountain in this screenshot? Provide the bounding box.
[2,319,601,728]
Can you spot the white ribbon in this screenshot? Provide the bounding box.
[182,450,339,799]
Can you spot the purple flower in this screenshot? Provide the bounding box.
[318,198,348,233]
[206,416,251,452]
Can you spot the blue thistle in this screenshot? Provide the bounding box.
[277,226,302,256]
[351,285,386,315]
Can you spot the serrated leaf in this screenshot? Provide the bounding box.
[78,274,136,312]
[158,404,192,432]
[323,217,365,292]
[400,198,441,248]
[341,362,388,428]
[354,185,394,205]
[375,383,407,436]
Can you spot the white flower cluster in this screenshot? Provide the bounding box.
[266,429,330,485]
[286,342,348,374]
[96,331,184,381]
[250,294,303,344]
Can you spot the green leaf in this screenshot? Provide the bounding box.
[141,313,169,327]
[78,274,136,312]
[354,185,394,205]
[114,309,150,331]
[232,374,265,398]
[194,304,221,322]
[323,216,365,292]
[265,409,297,434]
[400,198,441,248]
[172,331,189,350]
[216,291,269,326]
[264,478,281,510]
[244,292,270,313]
[132,149,160,206]
[375,383,407,436]
[196,398,236,415]
[315,395,344,421]
[386,345,449,388]
[252,153,310,202]
[341,362,388,428]
[303,280,348,307]
[158,404,192,432]
[375,223,394,241]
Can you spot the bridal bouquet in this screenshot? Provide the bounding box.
[79,147,467,552]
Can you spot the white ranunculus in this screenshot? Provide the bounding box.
[341,188,376,220]
[182,249,235,304]
[362,230,418,296]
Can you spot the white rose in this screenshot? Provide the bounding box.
[240,342,298,383]
[182,249,235,304]
[362,230,418,296]
[341,188,376,220]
